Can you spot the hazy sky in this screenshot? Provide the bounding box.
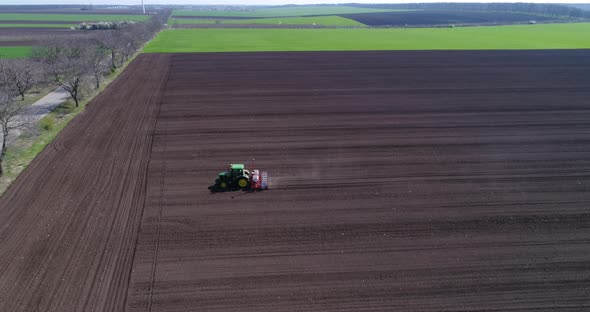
[2,0,588,5]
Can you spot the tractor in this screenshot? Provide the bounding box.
[209,164,268,192]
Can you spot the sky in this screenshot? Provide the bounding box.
[2,0,588,5]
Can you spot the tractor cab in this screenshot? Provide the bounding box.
[229,163,248,177]
[218,164,247,178]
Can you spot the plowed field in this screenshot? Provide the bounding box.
[1,50,590,311]
[0,27,77,47]
[344,10,554,26]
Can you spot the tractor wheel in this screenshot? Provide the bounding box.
[237,177,249,189]
[219,181,228,190]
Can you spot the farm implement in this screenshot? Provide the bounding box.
[209,164,269,193]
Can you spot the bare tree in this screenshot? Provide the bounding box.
[85,47,108,89]
[97,30,124,71]
[42,41,91,108]
[30,10,169,109]
[33,37,68,67]
[0,88,28,176]
[51,56,90,107]
[3,59,39,101]
[119,38,138,65]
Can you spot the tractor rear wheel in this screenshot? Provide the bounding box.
[237,177,249,189]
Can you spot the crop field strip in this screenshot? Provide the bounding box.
[172,6,408,18]
[166,9,573,29]
[0,28,71,57]
[0,46,32,57]
[0,27,76,36]
[0,13,150,22]
[0,12,149,56]
[0,26,80,56]
[0,20,75,24]
[0,23,74,28]
[0,8,145,15]
[144,23,590,53]
[0,50,587,311]
[342,10,558,26]
[170,9,560,28]
[0,40,37,46]
[169,16,366,27]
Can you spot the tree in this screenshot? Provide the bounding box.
[32,37,67,67]
[119,32,143,65]
[97,30,124,71]
[0,88,29,176]
[85,47,108,89]
[42,41,91,108]
[3,59,39,101]
[50,56,90,107]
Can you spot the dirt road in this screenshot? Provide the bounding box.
[1,51,590,311]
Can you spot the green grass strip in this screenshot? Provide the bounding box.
[0,46,33,58]
[144,23,590,53]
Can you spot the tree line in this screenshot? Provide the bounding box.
[0,10,170,176]
[347,3,590,19]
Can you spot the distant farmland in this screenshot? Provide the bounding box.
[0,11,151,57]
[144,23,590,53]
[0,13,149,22]
[0,23,74,28]
[172,5,408,18]
[169,16,366,27]
[343,10,560,26]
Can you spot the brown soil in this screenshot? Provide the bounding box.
[171,15,260,20]
[0,8,144,15]
[0,20,75,24]
[0,28,90,46]
[173,23,327,29]
[0,54,171,311]
[0,39,39,46]
[0,27,74,36]
[1,51,590,312]
[343,10,556,27]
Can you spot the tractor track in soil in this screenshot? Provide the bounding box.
[0,50,590,311]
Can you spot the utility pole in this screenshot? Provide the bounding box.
[142,0,146,14]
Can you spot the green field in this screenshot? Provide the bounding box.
[170,16,365,27]
[173,6,404,17]
[0,46,33,58]
[0,13,149,22]
[0,23,75,28]
[144,23,590,53]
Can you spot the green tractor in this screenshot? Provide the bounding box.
[209,164,251,192]
[209,163,269,193]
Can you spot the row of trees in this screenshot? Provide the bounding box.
[0,89,27,175]
[347,3,590,19]
[34,22,160,106]
[0,10,170,175]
